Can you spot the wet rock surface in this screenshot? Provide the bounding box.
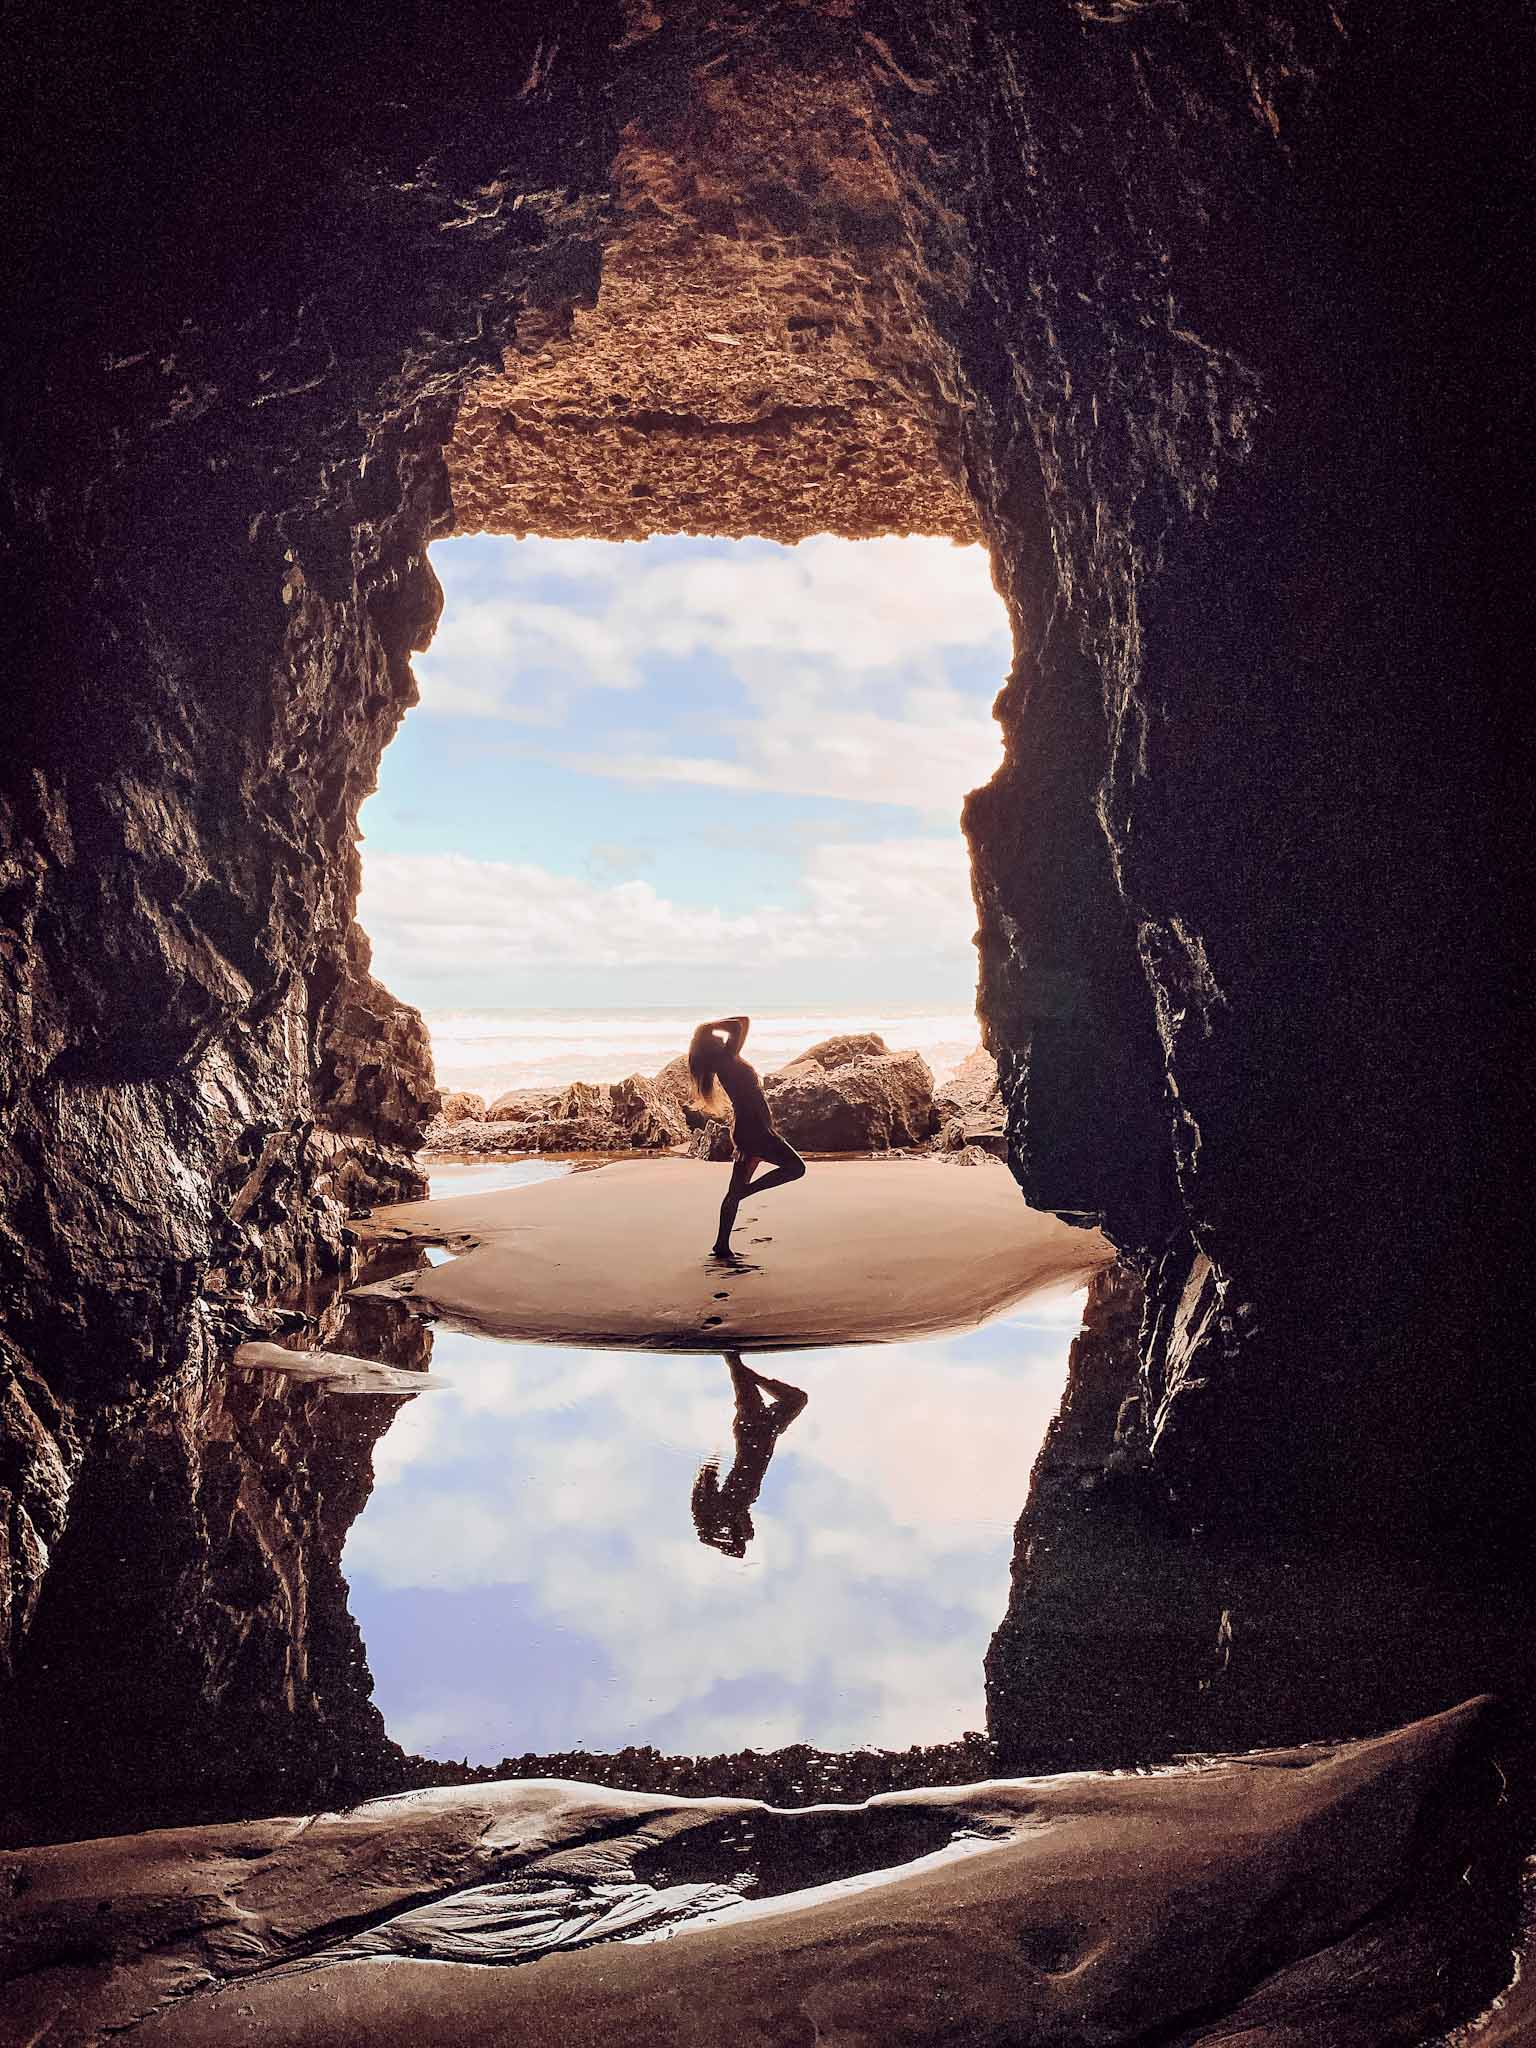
[1,1700,1521,2047]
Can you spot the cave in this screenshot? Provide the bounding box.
[3,0,1529,2038]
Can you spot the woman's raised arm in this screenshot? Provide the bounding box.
[704,1014,750,1054]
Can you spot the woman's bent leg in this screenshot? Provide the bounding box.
[742,1132,806,1198]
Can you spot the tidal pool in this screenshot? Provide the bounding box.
[342,1292,1085,1763]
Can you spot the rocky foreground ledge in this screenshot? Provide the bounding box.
[426,1036,1006,1162]
[3,1698,1527,2046]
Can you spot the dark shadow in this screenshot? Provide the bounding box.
[691,1352,808,1560]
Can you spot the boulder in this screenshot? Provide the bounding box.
[934,1046,1000,1119]
[934,1046,1006,1158]
[436,1091,486,1125]
[487,1086,561,1121]
[556,1079,610,1121]
[652,1053,709,1130]
[781,1032,890,1072]
[609,1073,689,1149]
[689,1118,735,1162]
[764,1047,936,1151]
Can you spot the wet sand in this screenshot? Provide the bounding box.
[356,1157,1112,1350]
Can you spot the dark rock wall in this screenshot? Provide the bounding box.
[865,0,1528,1755]
[0,3,629,1795]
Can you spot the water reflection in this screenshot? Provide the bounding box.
[692,1354,809,1559]
[342,1291,1085,1763]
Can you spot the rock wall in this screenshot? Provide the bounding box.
[0,3,630,1803]
[1,0,1525,1822]
[873,0,1529,1755]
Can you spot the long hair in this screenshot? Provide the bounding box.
[687,1023,730,1117]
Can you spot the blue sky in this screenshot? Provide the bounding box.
[343,1289,1085,1761]
[358,535,1012,1009]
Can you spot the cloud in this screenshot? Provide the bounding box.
[345,1306,1086,1756]
[410,536,1011,818]
[562,680,1002,817]
[357,835,979,983]
[413,595,641,719]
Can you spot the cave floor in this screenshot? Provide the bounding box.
[4,1700,1522,2046]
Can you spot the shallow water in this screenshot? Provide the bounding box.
[426,1157,571,1198]
[343,1292,1084,1764]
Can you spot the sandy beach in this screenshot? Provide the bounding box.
[356,1157,1112,1351]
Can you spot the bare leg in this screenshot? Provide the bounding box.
[724,1351,806,1424]
[742,1135,806,1201]
[713,1156,758,1257]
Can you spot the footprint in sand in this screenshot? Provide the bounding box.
[702,1314,725,1328]
[713,1291,729,1300]
[751,1236,773,1244]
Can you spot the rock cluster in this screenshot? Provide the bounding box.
[423,1035,940,1157]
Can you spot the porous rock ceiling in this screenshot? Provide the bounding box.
[446,30,978,543]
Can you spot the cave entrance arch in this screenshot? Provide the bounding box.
[356,44,1030,1093]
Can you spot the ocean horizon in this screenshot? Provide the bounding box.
[424,1003,984,1104]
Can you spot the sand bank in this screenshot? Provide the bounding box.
[9,1699,1514,2046]
[356,1157,1111,1350]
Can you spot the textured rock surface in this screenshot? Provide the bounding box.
[893,0,1525,1756]
[446,14,977,543]
[427,1071,687,1153]
[3,1700,1522,2048]
[0,1258,430,1849]
[932,1045,1005,1157]
[764,1043,937,1151]
[435,1090,487,1125]
[428,1043,939,1156]
[1,3,620,1809]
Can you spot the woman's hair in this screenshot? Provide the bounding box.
[687,1023,730,1117]
[691,1460,749,1558]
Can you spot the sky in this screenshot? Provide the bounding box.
[343,1287,1085,1761]
[356,534,1013,1010]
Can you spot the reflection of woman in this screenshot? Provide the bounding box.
[687,1015,806,1261]
[692,1352,808,1559]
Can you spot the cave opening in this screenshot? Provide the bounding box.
[339,518,1098,1766]
[358,529,1011,1052]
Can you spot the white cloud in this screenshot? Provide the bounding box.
[413,595,640,719]
[410,537,1011,818]
[345,1311,1086,1755]
[564,680,1001,817]
[357,836,978,983]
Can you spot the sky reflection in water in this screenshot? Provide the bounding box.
[344,1292,1085,1762]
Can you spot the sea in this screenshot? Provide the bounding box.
[425,1004,983,1104]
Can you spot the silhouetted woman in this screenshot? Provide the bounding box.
[691,1351,808,1559]
[688,1014,806,1261]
